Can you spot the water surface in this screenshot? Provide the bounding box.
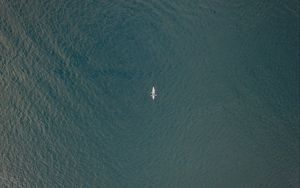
[0,0,299,187]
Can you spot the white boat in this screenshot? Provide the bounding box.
[150,86,157,100]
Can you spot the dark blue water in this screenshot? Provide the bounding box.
[0,0,299,187]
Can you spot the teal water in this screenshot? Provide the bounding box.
[0,1,299,187]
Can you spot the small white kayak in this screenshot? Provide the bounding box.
[150,86,157,100]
